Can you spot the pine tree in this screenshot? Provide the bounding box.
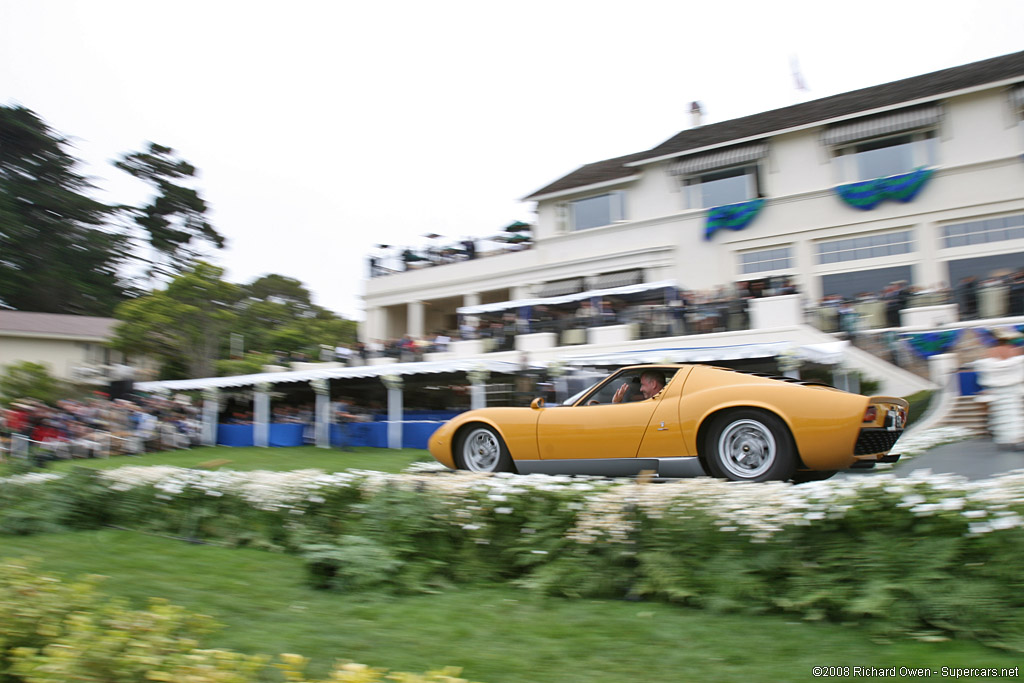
[0,105,133,314]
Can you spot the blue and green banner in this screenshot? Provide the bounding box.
[705,198,765,240]
[901,328,963,359]
[836,167,934,211]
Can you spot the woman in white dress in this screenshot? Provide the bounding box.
[974,329,1024,449]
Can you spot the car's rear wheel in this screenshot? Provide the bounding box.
[704,409,796,482]
[455,425,514,473]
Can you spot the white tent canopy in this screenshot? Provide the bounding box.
[456,280,678,316]
[135,340,849,394]
[134,358,528,393]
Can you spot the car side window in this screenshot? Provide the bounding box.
[579,369,676,405]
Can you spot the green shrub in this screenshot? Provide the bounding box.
[0,361,61,407]
[0,559,481,683]
[903,390,935,429]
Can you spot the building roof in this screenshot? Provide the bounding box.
[524,50,1024,200]
[0,311,117,339]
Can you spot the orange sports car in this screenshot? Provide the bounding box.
[427,364,908,482]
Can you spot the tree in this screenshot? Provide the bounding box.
[234,274,357,360]
[115,142,225,282]
[265,317,357,361]
[111,262,240,379]
[0,105,133,314]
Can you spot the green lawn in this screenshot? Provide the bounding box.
[1,530,1018,683]
[39,445,430,474]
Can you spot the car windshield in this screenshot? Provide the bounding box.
[563,383,598,406]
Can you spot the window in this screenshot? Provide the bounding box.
[569,191,625,231]
[816,230,914,265]
[941,214,1024,248]
[684,165,759,209]
[834,132,937,182]
[576,368,676,406]
[739,246,792,275]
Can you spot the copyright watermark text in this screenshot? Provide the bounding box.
[811,666,1019,678]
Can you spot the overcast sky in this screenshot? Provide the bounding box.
[2,1,1023,320]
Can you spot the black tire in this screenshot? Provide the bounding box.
[454,424,515,473]
[703,409,796,482]
[791,470,838,484]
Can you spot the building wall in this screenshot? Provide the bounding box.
[0,336,111,381]
[362,86,1024,341]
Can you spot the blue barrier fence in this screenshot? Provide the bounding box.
[369,410,463,422]
[217,421,442,449]
[958,370,982,397]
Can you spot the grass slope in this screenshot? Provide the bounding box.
[1,530,1017,683]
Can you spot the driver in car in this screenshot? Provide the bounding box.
[611,370,665,403]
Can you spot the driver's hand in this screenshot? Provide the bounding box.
[612,382,629,403]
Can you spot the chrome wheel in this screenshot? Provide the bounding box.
[716,418,777,479]
[462,427,502,472]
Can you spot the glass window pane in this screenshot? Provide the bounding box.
[700,172,750,208]
[572,195,612,231]
[855,141,915,180]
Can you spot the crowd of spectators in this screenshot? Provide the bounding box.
[368,235,532,278]
[813,269,1024,337]
[0,394,201,463]
[294,271,1024,371]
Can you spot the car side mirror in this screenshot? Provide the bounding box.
[530,397,545,410]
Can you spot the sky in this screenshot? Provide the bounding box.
[2,1,1023,321]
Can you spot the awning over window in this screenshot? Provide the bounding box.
[669,141,768,176]
[1010,83,1024,112]
[591,269,643,290]
[820,103,943,146]
[537,277,585,298]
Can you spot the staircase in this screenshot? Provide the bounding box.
[940,395,990,435]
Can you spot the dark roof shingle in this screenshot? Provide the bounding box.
[524,50,1024,200]
[0,311,117,339]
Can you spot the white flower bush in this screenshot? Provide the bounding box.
[0,427,1013,544]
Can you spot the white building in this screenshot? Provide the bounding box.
[0,311,156,386]
[361,51,1024,395]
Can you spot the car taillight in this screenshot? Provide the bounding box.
[863,406,878,423]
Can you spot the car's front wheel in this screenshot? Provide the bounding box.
[455,425,514,473]
[704,409,796,482]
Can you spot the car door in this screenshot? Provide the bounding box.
[635,366,693,459]
[536,400,659,460]
[536,369,664,461]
